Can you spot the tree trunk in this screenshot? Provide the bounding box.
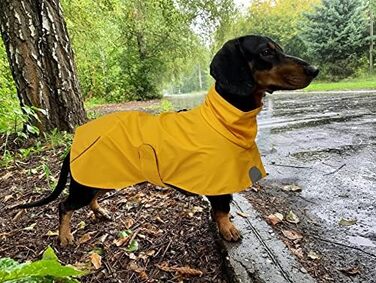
[0,0,86,134]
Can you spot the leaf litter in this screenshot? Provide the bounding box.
[0,140,230,282]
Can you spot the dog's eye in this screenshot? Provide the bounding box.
[261,49,272,57]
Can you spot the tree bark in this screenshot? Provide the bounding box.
[0,0,86,133]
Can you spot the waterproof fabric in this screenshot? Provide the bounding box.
[70,86,266,195]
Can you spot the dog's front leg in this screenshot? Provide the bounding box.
[207,194,241,241]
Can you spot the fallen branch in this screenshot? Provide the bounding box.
[324,163,346,175]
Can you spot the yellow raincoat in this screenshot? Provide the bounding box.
[70,86,266,195]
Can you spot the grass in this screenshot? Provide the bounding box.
[305,75,376,92]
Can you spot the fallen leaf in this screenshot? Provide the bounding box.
[78,232,92,244]
[339,218,357,226]
[1,172,13,180]
[125,239,139,253]
[267,213,284,225]
[4,195,13,202]
[339,265,361,276]
[77,221,86,230]
[237,211,249,218]
[307,250,320,260]
[123,218,135,229]
[291,248,304,258]
[282,229,303,240]
[174,266,203,277]
[129,261,149,281]
[90,252,102,269]
[155,216,164,224]
[286,211,300,224]
[99,233,109,243]
[46,230,59,236]
[114,236,130,247]
[156,262,203,277]
[283,184,302,192]
[23,223,37,231]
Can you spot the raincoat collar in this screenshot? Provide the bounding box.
[200,86,262,149]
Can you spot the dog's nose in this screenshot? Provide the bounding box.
[304,65,319,78]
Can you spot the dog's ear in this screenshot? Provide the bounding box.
[210,38,254,96]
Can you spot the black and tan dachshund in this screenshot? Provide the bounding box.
[15,35,318,246]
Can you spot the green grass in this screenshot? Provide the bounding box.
[305,75,376,91]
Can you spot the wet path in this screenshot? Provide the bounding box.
[167,90,376,282]
[257,91,376,244]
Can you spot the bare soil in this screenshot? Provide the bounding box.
[0,99,232,282]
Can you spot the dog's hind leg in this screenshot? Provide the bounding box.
[89,191,112,221]
[207,194,241,242]
[58,178,98,246]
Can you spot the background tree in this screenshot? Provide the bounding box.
[0,0,86,134]
[301,0,368,80]
[213,0,319,59]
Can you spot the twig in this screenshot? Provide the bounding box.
[270,163,312,169]
[311,235,376,258]
[324,163,346,175]
[158,238,173,263]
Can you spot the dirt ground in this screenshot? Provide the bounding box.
[0,144,231,282]
[0,100,232,282]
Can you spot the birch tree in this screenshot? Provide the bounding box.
[0,0,86,134]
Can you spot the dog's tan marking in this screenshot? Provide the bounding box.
[59,210,74,246]
[254,59,310,90]
[90,192,111,221]
[213,211,241,241]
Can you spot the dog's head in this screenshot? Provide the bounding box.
[210,35,318,100]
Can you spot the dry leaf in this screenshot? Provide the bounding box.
[291,248,304,258]
[123,218,135,229]
[282,229,303,240]
[267,213,284,225]
[339,218,357,226]
[129,261,149,281]
[114,236,130,247]
[237,211,249,218]
[23,223,36,231]
[174,266,203,277]
[78,232,92,244]
[4,195,13,202]
[1,172,13,180]
[283,184,302,192]
[339,265,361,276]
[155,216,164,224]
[90,252,102,269]
[307,250,320,260]
[286,211,300,224]
[46,230,59,237]
[156,262,203,277]
[99,233,109,243]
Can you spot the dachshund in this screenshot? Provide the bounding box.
[14,35,318,246]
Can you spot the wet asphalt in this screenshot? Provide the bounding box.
[257,90,376,282]
[258,90,376,246]
[167,90,376,282]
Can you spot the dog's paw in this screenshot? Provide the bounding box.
[219,221,241,242]
[59,233,74,246]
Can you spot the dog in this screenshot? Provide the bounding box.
[15,35,318,246]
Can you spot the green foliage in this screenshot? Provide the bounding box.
[214,0,319,58]
[301,0,368,80]
[0,246,86,282]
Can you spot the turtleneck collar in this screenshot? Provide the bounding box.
[200,86,262,149]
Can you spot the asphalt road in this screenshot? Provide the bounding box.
[257,90,376,282]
